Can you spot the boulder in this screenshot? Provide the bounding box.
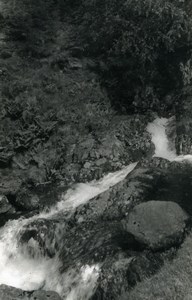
[146,162,192,216]
[0,194,17,227]
[122,201,188,250]
[58,220,143,273]
[19,218,68,257]
[91,254,133,300]
[0,195,13,214]
[0,285,62,300]
[15,188,40,211]
[0,175,22,197]
[72,167,157,225]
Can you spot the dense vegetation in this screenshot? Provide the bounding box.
[78,0,192,111]
[1,0,192,112]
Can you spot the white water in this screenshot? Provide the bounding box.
[1,116,191,299]
[147,117,192,162]
[147,118,177,161]
[0,162,137,299]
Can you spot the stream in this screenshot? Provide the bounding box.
[0,117,191,299]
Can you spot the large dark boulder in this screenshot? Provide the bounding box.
[122,201,188,251]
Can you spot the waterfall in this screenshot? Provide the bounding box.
[147,117,192,162]
[2,115,189,299]
[0,162,137,299]
[147,118,177,161]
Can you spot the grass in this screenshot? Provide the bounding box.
[124,233,192,300]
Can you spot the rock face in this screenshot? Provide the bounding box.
[122,201,188,250]
[0,175,22,198]
[0,194,16,227]
[15,188,40,211]
[175,86,192,155]
[0,285,62,300]
[0,195,13,214]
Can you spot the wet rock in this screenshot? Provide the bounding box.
[0,175,22,197]
[140,157,171,170]
[15,188,40,211]
[0,284,62,300]
[19,218,68,257]
[62,115,153,184]
[0,195,13,214]
[59,221,144,274]
[73,167,156,224]
[122,201,188,250]
[30,290,62,300]
[91,254,133,300]
[175,86,192,155]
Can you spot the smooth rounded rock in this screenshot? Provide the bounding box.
[122,201,188,250]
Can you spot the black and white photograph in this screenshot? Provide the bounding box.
[0,0,192,299]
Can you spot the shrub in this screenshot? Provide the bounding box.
[2,0,56,47]
[78,0,192,111]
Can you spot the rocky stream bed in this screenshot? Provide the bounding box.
[1,116,192,300]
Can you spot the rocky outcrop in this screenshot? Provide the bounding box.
[15,188,40,211]
[91,254,133,300]
[122,201,188,250]
[19,217,69,258]
[59,115,153,184]
[91,248,176,300]
[0,194,17,227]
[18,166,157,260]
[0,285,62,300]
[145,161,192,215]
[175,86,192,155]
[0,195,14,214]
[0,175,22,198]
[72,166,157,225]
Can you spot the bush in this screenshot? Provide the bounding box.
[2,0,56,46]
[78,0,192,111]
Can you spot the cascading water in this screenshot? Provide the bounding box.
[1,115,189,299]
[147,118,177,161]
[147,117,192,162]
[0,162,137,299]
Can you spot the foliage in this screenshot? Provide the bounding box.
[1,0,57,51]
[77,0,192,111]
[180,58,192,86]
[1,0,192,110]
[123,233,192,300]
